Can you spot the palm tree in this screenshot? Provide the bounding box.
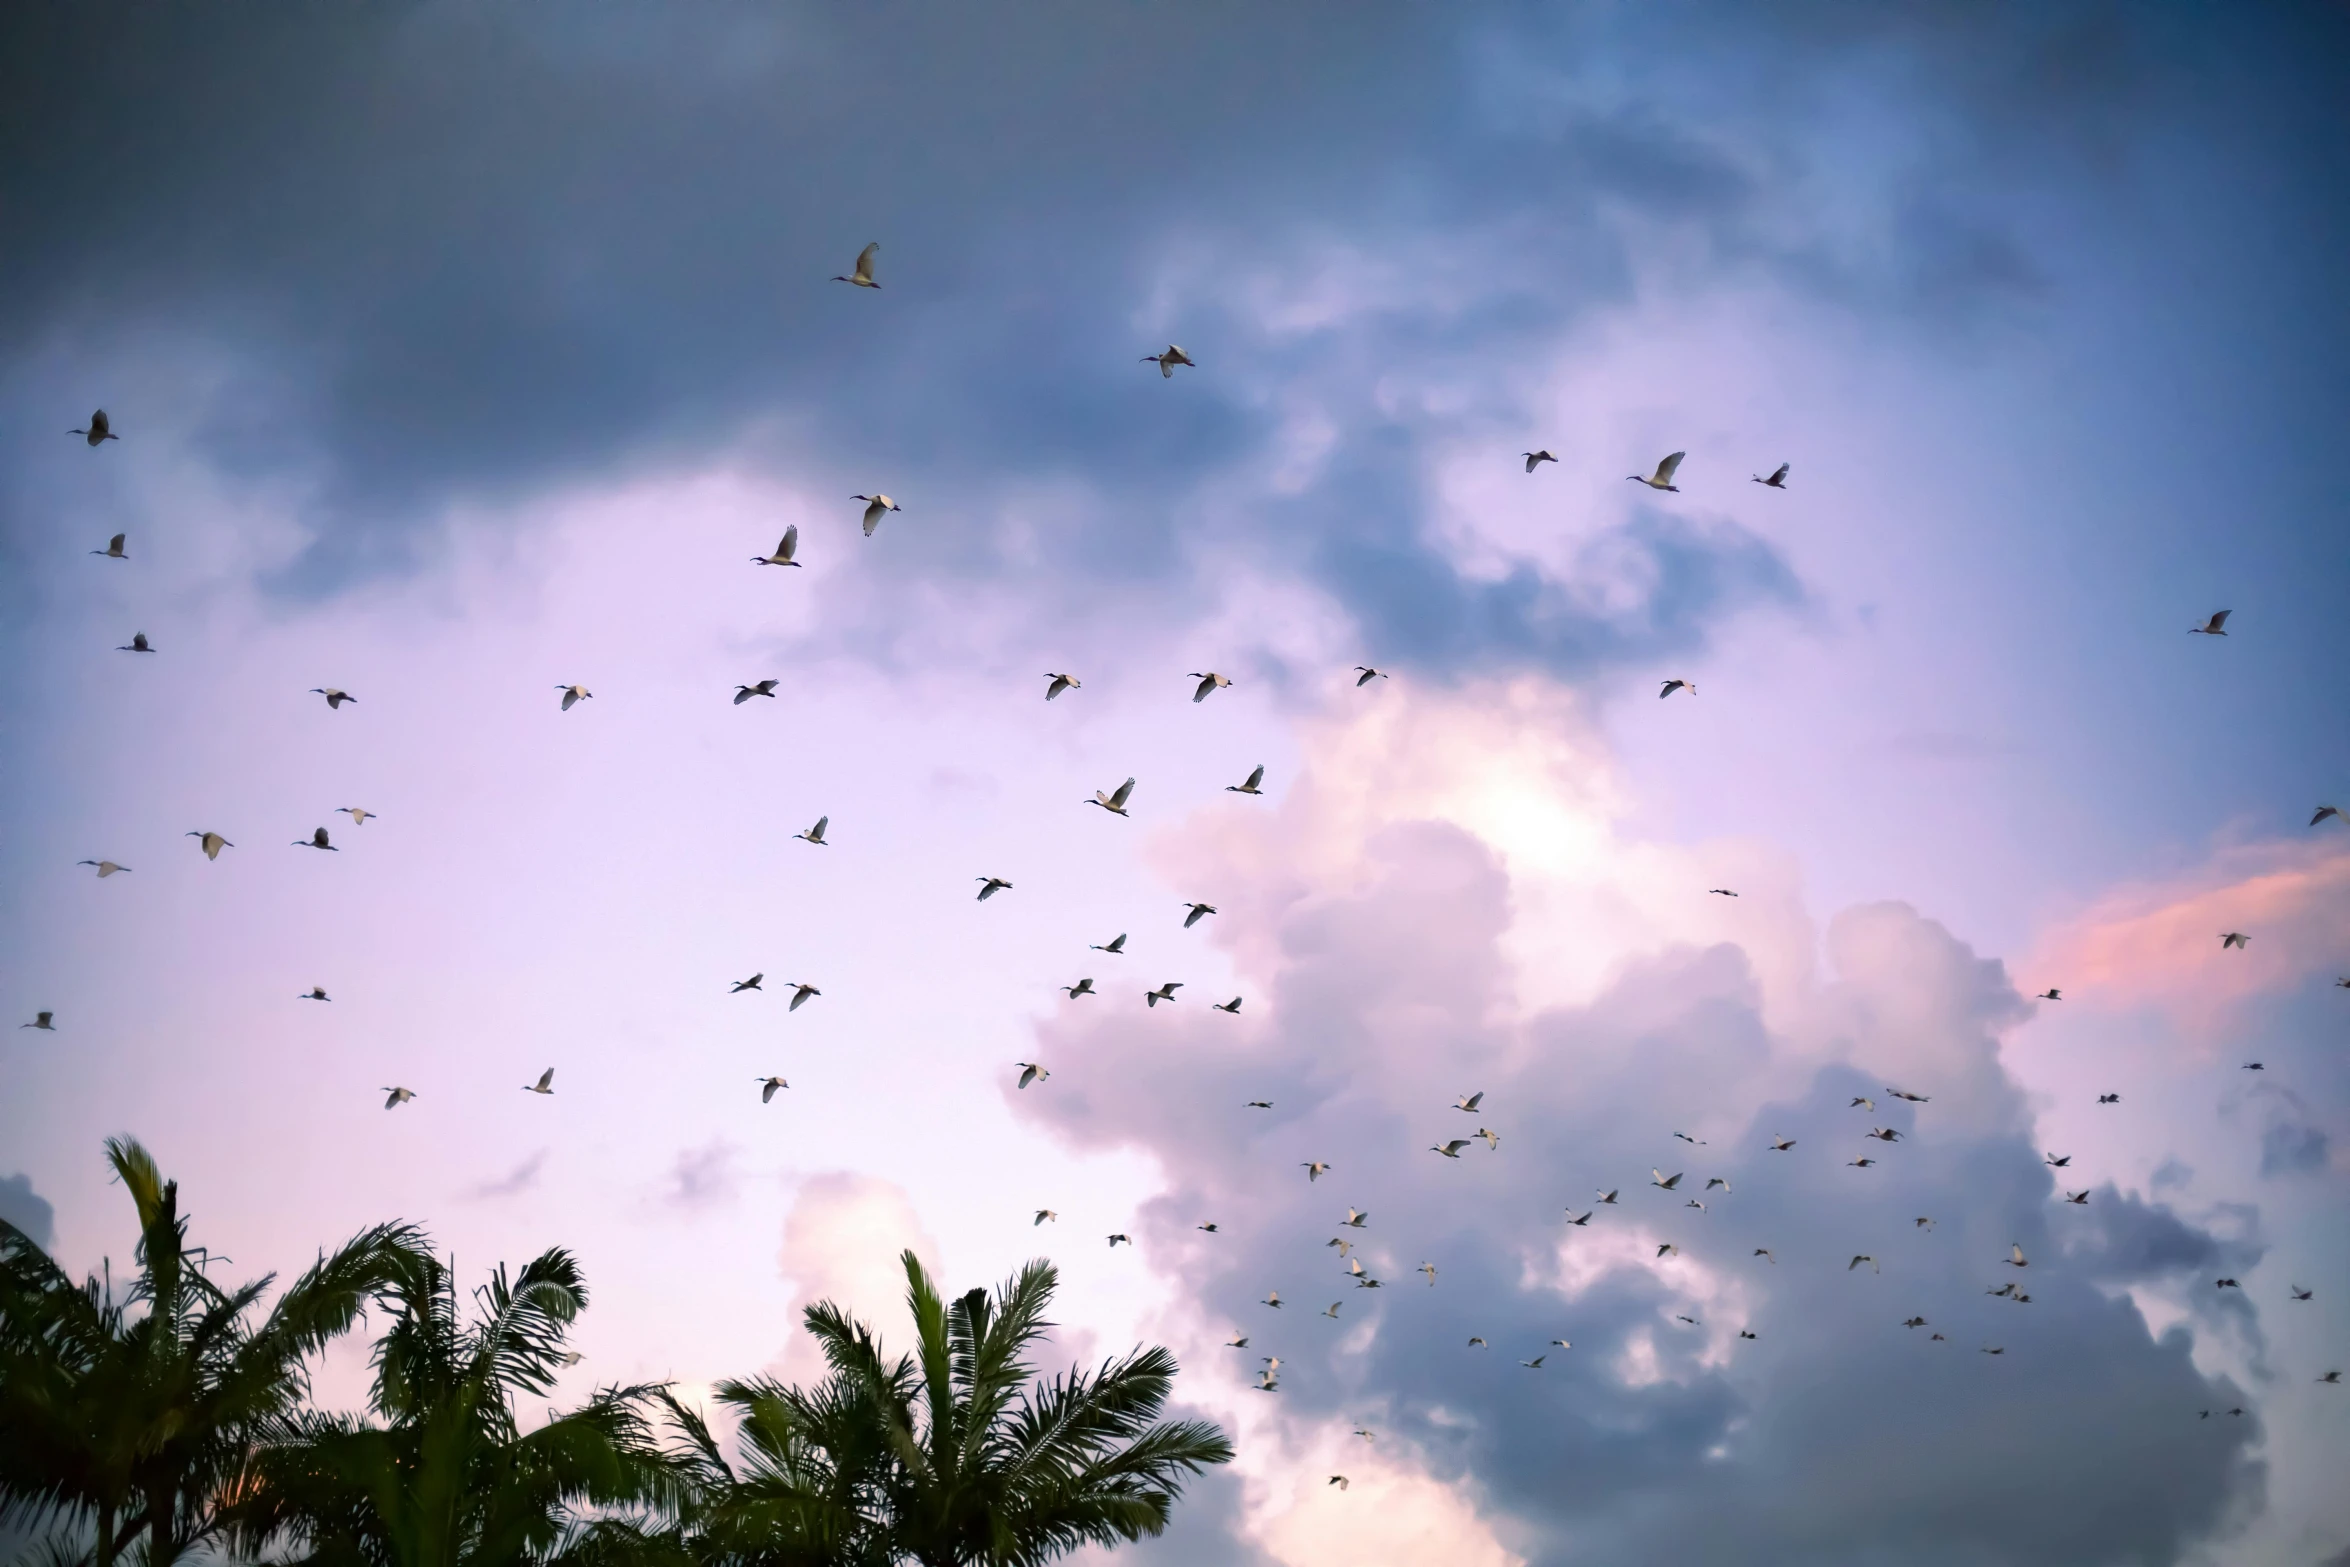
[226,1245,687,1567]
[678,1252,1230,1567]
[0,1137,419,1567]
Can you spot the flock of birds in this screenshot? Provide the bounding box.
[27,240,2343,1478]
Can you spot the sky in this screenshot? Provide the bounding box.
[3,3,2348,1564]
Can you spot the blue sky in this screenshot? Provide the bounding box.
[3,5,2347,1564]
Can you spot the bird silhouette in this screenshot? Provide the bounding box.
[382,1087,415,1109]
[92,533,127,559]
[735,680,779,704]
[795,816,829,845]
[1182,902,1217,928]
[1226,765,1266,795]
[787,983,821,1012]
[118,633,154,653]
[1752,463,1789,488]
[77,860,130,877]
[976,876,1013,901]
[2189,610,2231,636]
[556,684,592,711]
[1659,678,1693,699]
[294,827,338,852]
[300,987,329,1002]
[310,687,356,708]
[1062,978,1095,999]
[1145,982,1182,1007]
[1212,997,1241,1013]
[1017,1063,1049,1089]
[1302,1162,1329,1180]
[1769,1136,1797,1151]
[1091,933,1127,954]
[2037,988,2062,1000]
[758,1076,789,1102]
[522,1069,554,1095]
[22,1012,55,1030]
[1353,665,1389,686]
[71,410,120,445]
[186,831,233,861]
[2220,931,2249,949]
[1523,450,1557,472]
[731,974,763,993]
[1090,777,1136,816]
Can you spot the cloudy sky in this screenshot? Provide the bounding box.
[4,4,2348,1563]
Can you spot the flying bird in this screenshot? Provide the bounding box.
[852,495,900,536]
[337,808,375,826]
[2189,610,2231,636]
[1182,902,1217,927]
[1431,1140,1471,1158]
[1685,1199,1706,1214]
[1353,665,1389,686]
[1187,672,1231,703]
[1628,451,1686,491]
[1753,1248,1775,1263]
[71,410,119,445]
[22,1012,54,1030]
[299,987,329,1002]
[2063,1190,2089,1205]
[1143,345,1196,378]
[787,983,821,1012]
[1566,1210,1592,1226]
[2046,1153,2072,1168]
[1035,1210,1057,1225]
[1455,1091,1485,1113]
[522,1069,554,1096]
[294,827,338,852]
[795,816,829,845]
[1303,1161,1329,1180]
[1658,1245,1681,1259]
[1850,1096,1876,1110]
[731,973,764,993]
[382,1087,415,1108]
[92,533,127,559]
[1903,1317,1928,1329]
[2220,931,2249,949]
[1327,1476,1348,1491]
[1675,1315,1697,1325]
[1246,1099,1272,1108]
[1044,672,1081,700]
[832,243,880,287]
[2290,1285,2314,1301]
[976,876,1013,901]
[1062,979,1095,999]
[1737,1330,1757,1340]
[1850,1255,1878,1273]
[1327,1237,1352,1257]
[1887,1089,1928,1103]
[1752,463,1789,488]
[1213,997,1241,1013]
[1017,1062,1049,1089]
[1520,1355,1546,1369]
[1197,1222,1219,1234]
[309,688,356,708]
[1342,1208,1368,1228]
[1419,1262,1437,1285]
[556,684,592,711]
[2313,805,2341,827]
[1705,1177,1731,1192]
[2322,1371,2343,1384]
[751,525,801,566]
[1709,888,1738,897]
[186,831,233,861]
[1523,450,1557,472]
[2242,1062,2264,1071]
[1980,1347,2005,1356]
[1091,933,1127,954]
[1867,1128,1901,1142]
[1255,1369,1279,1392]
[758,1077,789,1102]
[2006,1244,2029,1268]
[77,860,130,877]
[1107,1234,1131,1247]
[1090,777,1136,816]
[735,680,779,704]
[1477,1127,1501,1151]
[1145,982,1182,1007]
[1226,765,1266,795]
[1673,1131,1703,1145]
[1658,678,1694,699]
[1849,1157,1876,1168]
[118,633,154,653]
[1652,1170,1683,1190]
[2037,988,2062,1000]
[1596,1189,1619,1204]
[2215,1278,2239,1289]
[1467,1337,1488,1348]
[1769,1136,1797,1151]
[2098,1093,2121,1104]
[1323,1301,1342,1318]
[1264,1291,1283,1308]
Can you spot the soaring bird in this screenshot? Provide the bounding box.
[1107,1234,1131,1247]
[1431,1140,1471,1158]
[1849,1157,1876,1168]
[1887,1089,1929,1103]
[1673,1132,1705,1145]
[1342,1208,1368,1228]
[556,684,592,711]
[1143,345,1196,378]
[186,831,233,861]
[1197,1222,1218,1233]
[1091,933,1127,954]
[1566,1210,1592,1226]
[2322,1371,2343,1384]
[1455,1091,1485,1113]
[832,243,880,288]
[118,633,154,653]
[1769,1136,1797,1151]
[1182,902,1217,927]
[1628,452,1685,491]
[310,687,356,709]
[1867,1128,1901,1143]
[1354,665,1389,686]
[523,1069,555,1095]
[1596,1188,1619,1204]
[72,410,120,445]
[2291,1285,2314,1300]
[1652,1170,1683,1191]
[1980,1347,2005,1357]
[2063,1190,2089,1204]
[92,533,127,559]
[1090,778,1136,816]
[300,987,330,1002]
[1753,1248,1775,1263]
[2220,931,2249,949]
[2242,1061,2264,1071]
[1477,1127,1500,1151]
[22,1012,54,1030]
[976,877,1013,901]
[1323,1301,1341,1318]
[1850,1096,1876,1110]
[2189,610,2231,636]
[731,973,764,993]
[1213,997,1241,1013]
[1419,1262,1437,1285]
[1044,672,1081,700]
[2046,1153,2072,1168]
[2216,1278,2240,1289]
[1467,1337,1488,1348]
[1752,463,1789,489]
[2006,1244,2029,1268]
[1658,678,1693,699]
[1685,1199,1706,1214]
[1017,1063,1049,1089]
[1264,1291,1283,1308]
[1188,671,1231,703]
[752,525,802,566]
[795,816,829,846]
[759,1074,793,1102]
[1303,1161,1330,1180]
[1145,982,1182,1007]
[1523,450,1557,472]
[294,827,338,852]
[735,680,779,704]
[2098,1093,2120,1104]
[787,983,821,1012]
[1705,1177,1731,1192]
[1520,1355,1546,1369]
[1549,1338,1573,1350]
[1062,978,1095,999]
[1849,1255,1878,1273]
[852,495,899,536]
[337,807,375,826]
[2037,988,2062,1000]
[382,1087,415,1109]
[1327,1476,1348,1491]
[1709,888,1738,897]
[1659,1248,1682,1262]
[1255,1368,1278,1391]
[77,860,130,877]
[1903,1317,1928,1329]
[2313,805,2341,826]
[1226,765,1266,795]
[1246,1099,1272,1108]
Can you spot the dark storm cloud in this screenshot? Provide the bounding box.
[0,1171,55,1250]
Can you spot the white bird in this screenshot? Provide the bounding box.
[1327,1476,1348,1491]
[1091,777,1136,816]
[1017,1062,1049,1089]
[1091,933,1127,954]
[787,983,821,1012]
[1143,345,1196,378]
[1226,765,1265,795]
[832,243,880,288]
[337,807,375,826]
[92,533,127,559]
[1063,978,1095,998]
[72,410,119,446]
[118,632,154,653]
[1658,679,1694,699]
[758,1076,789,1102]
[1353,665,1388,686]
[1302,1161,1330,1181]
[2006,1244,2029,1268]
[1182,902,1217,928]
[1327,1237,1352,1257]
[852,495,899,536]
[1145,982,1181,1007]
[976,876,1013,901]
[77,860,130,877]
[795,816,829,845]
[1431,1140,1471,1159]
[1419,1261,1437,1285]
[186,831,233,861]
[2220,931,2249,949]
[1345,1257,1365,1278]
[522,1069,554,1095]
[1916,1217,1936,1230]
[1187,671,1231,703]
[382,1087,415,1109]
[1566,1210,1592,1226]
[751,525,802,567]
[735,680,779,704]
[22,1012,55,1030]
[1596,1189,1618,1204]
[1652,1169,1683,1191]
[1455,1091,1485,1113]
[1477,1127,1500,1151]
[555,684,592,711]
[1323,1301,1342,1318]
[2189,610,2231,636]
[1044,672,1081,700]
[1520,1356,1546,1369]
[1036,1210,1059,1225]
[1213,997,1241,1013]
[1523,450,1557,473]
[1685,1199,1706,1214]
[1850,1255,1877,1273]
[1769,1136,1796,1151]
[1255,1368,1278,1391]
[298,988,330,1002]
[1850,1096,1876,1110]
[731,973,764,993]
[1628,451,1685,491]
[310,687,356,708]
[1550,1338,1573,1350]
[1343,1208,1369,1228]
[1752,463,1789,489]
[294,827,338,852]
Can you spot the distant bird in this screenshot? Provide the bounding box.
[1673,1131,1703,1145]
[1867,1128,1901,1143]
[976,876,1012,901]
[77,860,130,877]
[1145,982,1181,1007]
[1197,1222,1218,1234]
[1323,1301,1341,1318]
[795,816,829,845]
[1303,1161,1329,1180]
[118,633,154,653]
[1752,463,1789,489]
[294,827,338,852]
[1658,1245,1680,1260]
[337,808,375,826]
[1705,1177,1730,1192]
[2037,988,2062,1001]
[1887,1089,1928,1103]
[1034,1210,1057,1225]
[1930,1332,1947,1342]
[1566,1210,1592,1226]
[2322,1371,2342,1384]
[1255,1369,1278,1392]
[1353,666,1388,686]
[2189,610,2231,636]
[382,1087,415,1108]
[1224,1334,1248,1349]
[2220,932,2249,949]
[1903,1317,1928,1329]
[2309,805,2339,827]
[1062,979,1095,999]
[310,688,356,708]
[1467,1337,1488,1348]
[1044,673,1081,700]
[1327,1476,1348,1491]
[186,831,233,861]
[72,410,119,445]
[556,684,592,711]
[1476,1127,1500,1151]
[1182,902,1216,927]
[1769,1136,1797,1151]
[1342,1208,1368,1228]
[787,983,821,1012]
[1596,1189,1619,1204]
[2215,1278,2239,1289]
[1658,678,1693,699]
[1685,1199,1706,1214]
[22,1012,54,1030]
[735,680,779,704]
[1652,1169,1683,1190]
[832,243,881,288]
[1849,1157,1876,1168]
[1628,452,1685,491]
[1143,345,1196,378]
[1455,1091,1485,1113]
[1107,1234,1131,1248]
[2063,1190,2089,1205]
[1709,888,1738,897]
[1850,1096,1875,1110]
[758,1076,789,1102]
[2242,1062,2264,1071]
[1987,1283,2017,1299]
[1092,933,1127,954]
[1419,1261,1437,1285]
[1354,1426,1376,1440]
[522,1069,554,1095]
[751,525,802,567]
[1431,1140,1471,1158]
[852,495,899,536]
[2290,1285,2313,1301]
[1850,1255,1878,1273]
[1520,1355,1546,1369]
[1226,765,1266,795]
[1328,1238,1352,1257]
[300,988,329,1002]
[1674,1314,1697,1324]
[1753,1248,1775,1263]
[92,533,127,559]
[1246,1099,1272,1109]
[1187,672,1231,703]
[1980,1347,2005,1357]
[1017,1062,1049,1089]
[2098,1093,2121,1104]
[731,974,763,993]
[1213,997,1241,1013]
[1550,1338,1572,1350]
[2006,1245,2029,1268]
[2046,1153,2072,1168]
[1090,777,1136,816]
[1264,1291,1283,1308]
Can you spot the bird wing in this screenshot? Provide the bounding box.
[1110,778,1134,807]
[854,242,878,280]
[1769,464,1788,484]
[536,1069,555,1090]
[1655,451,1685,484]
[1244,765,1264,789]
[2210,609,2231,630]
